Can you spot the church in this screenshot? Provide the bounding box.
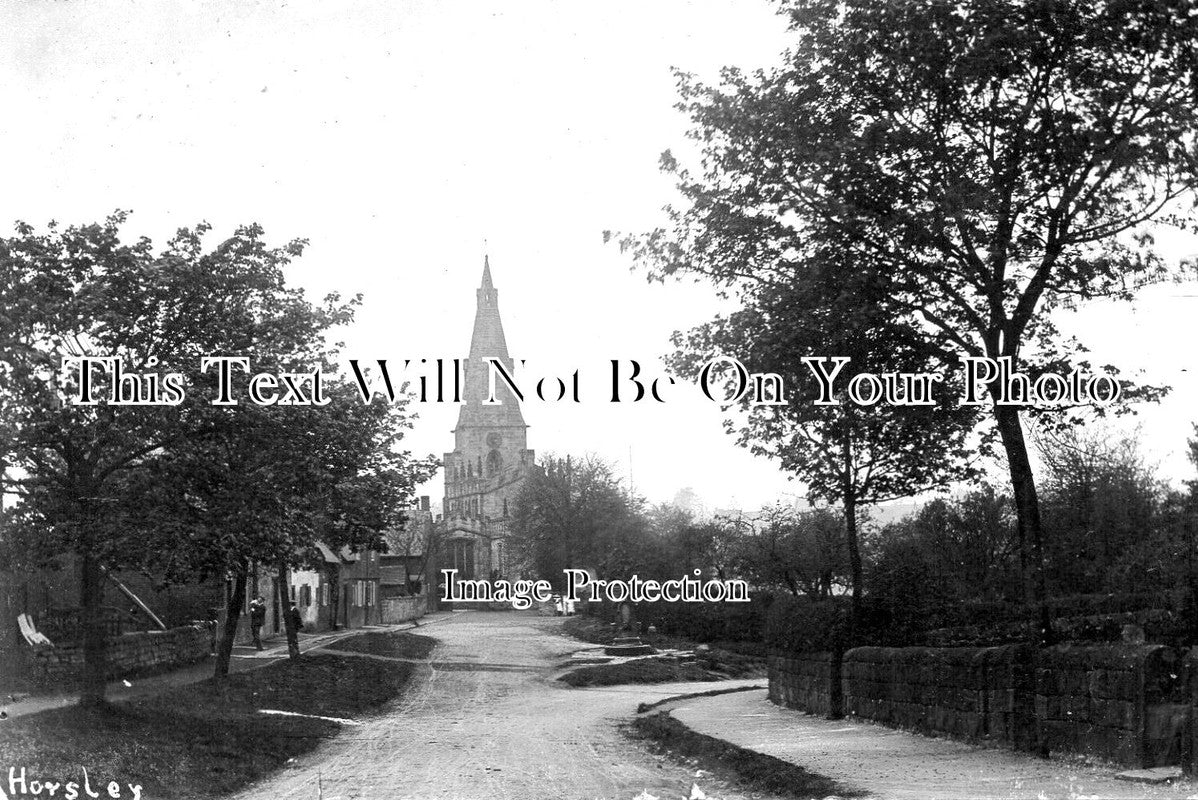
[440,257,537,582]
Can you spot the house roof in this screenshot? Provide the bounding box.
[315,542,340,564]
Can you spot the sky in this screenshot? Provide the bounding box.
[3,1,1198,514]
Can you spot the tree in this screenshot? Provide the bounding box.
[874,486,1017,599]
[509,455,648,587]
[734,504,849,599]
[665,249,982,635]
[670,487,705,519]
[135,378,436,673]
[0,213,430,702]
[865,486,1018,641]
[617,0,1197,640]
[1037,426,1163,595]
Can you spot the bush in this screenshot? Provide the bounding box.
[558,657,723,687]
[764,594,850,654]
[582,591,775,646]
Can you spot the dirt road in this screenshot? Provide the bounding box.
[231,611,770,800]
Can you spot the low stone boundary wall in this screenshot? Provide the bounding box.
[925,609,1185,648]
[768,652,837,718]
[381,594,427,624]
[1037,644,1186,767]
[844,645,1033,745]
[769,643,1186,768]
[30,623,211,683]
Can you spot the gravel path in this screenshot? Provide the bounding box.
[230,610,771,800]
[670,690,1198,800]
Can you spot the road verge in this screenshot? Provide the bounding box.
[628,709,861,800]
[0,653,418,799]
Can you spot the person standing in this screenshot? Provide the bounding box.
[249,594,266,650]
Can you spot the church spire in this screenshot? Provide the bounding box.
[481,254,494,290]
[456,256,526,436]
[477,254,497,308]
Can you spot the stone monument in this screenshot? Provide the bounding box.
[603,602,654,656]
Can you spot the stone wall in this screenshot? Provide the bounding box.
[29,623,212,683]
[768,652,837,718]
[1036,644,1186,767]
[381,594,427,624]
[925,608,1186,648]
[769,643,1186,768]
[843,645,1035,745]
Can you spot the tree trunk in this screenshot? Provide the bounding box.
[215,567,247,679]
[841,430,864,644]
[78,545,108,708]
[278,559,301,659]
[828,640,845,720]
[844,491,864,640]
[328,569,340,630]
[994,403,1052,646]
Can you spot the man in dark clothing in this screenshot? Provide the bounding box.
[288,602,304,633]
[204,606,219,653]
[249,595,266,650]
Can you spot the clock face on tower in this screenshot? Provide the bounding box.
[486,432,502,449]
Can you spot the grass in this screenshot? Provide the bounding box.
[559,656,726,687]
[329,630,437,660]
[635,684,765,714]
[629,711,859,800]
[0,654,417,799]
[561,615,766,681]
[560,614,620,645]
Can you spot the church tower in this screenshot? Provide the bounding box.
[441,257,535,581]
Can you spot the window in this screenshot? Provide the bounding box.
[301,585,312,607]
[290,585,297,602]
[453,540,475,579]
[367,581,376,606]
[321,583,330,607]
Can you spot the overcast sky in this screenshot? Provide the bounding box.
[4,1,1198,514]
